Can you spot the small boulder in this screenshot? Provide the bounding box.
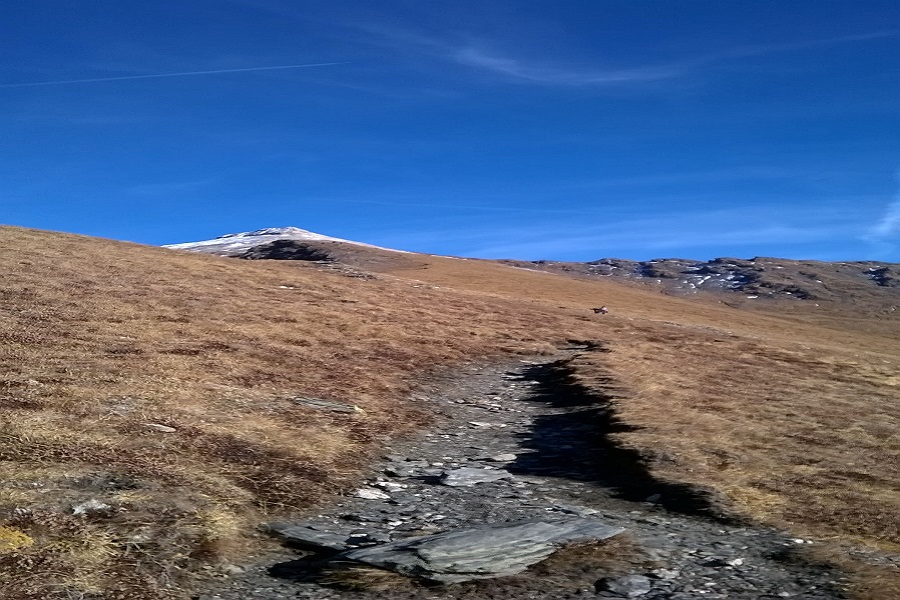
[438,468,512,487]
[71,499,113,516]
[354,487,391,500]
[384,465,420,477]
[264,523,348,551]
[596,574,653,597]
[341,518,625,583]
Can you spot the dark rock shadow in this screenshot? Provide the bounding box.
[269,552,438,593]
[237,239,334,261]
[269,553,334,582]
[269,548,369,584]
[508,352,734,521]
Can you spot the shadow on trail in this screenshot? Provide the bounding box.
[508,352,732,521]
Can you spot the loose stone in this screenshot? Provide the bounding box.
[263,523,348,551]
[353,487,390,500]
[438,467,513,486]
[596,574,653,597]
[197,356,862,600]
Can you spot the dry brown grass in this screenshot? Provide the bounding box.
[2,226,898,597]
[380,252,900,595]
[567,333,900,596]
[319,563,417,591]
[0,227,587,598]
[571,333,900,545]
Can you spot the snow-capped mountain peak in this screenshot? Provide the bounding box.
[163,227,400,256]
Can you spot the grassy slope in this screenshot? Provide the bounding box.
[381,254,900,597]
[0,228,590,599]
[1,227,898,597]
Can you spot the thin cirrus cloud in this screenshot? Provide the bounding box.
[387,202,861,259]
[0,62,347,89]
[867,172,900,242]
[448,30,897,86]
[464,222,847,260]
[451,47,681,85]
[871,202,900,239]
[353,23,684,85]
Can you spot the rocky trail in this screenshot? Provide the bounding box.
[197,346,849,600]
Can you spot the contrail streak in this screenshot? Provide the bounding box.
[0,62,348,88]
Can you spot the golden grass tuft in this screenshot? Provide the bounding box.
[0,526,33,553]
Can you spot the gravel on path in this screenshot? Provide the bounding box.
[196,350,854,599]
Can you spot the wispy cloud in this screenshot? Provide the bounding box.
[365,25,896,87]
[868,172,900,241]
[466,222,846,260]
[707,30,897,62]
[209,7,896,89]
[0,62,347,89]
[367,203,859,260]
[350,23,685,86]
[452,48,681,85]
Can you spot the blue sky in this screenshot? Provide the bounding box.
[1,1,898,261]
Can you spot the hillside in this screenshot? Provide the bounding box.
[500,256,900,301]
[500,256,900,334]
[1,226,898,598]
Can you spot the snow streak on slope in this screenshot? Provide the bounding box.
[163,227,404,256]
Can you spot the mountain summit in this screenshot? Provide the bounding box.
[164,226,398,256]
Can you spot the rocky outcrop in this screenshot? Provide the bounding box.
[341,518,625,583]
[870,265,900,287]
[264,523,350,551]
[236,240,333,262]
[501,256,900,305]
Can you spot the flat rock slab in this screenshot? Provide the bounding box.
[438,467,512,486]
[264,523,348,551]
[340,518,625,583]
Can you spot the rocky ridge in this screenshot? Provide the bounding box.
[197,349,857,600]
[501,257,900,305]
[164,227,900,309]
